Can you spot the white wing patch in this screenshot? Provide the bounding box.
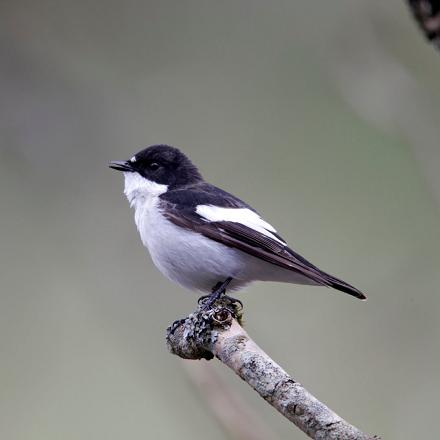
[195,205,286,245]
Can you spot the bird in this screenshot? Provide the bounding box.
[109,144,366,306]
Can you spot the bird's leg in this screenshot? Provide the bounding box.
[199,277,234,309]
[172,278,241,333]
[197,278,232,306]
[210,277,232,302]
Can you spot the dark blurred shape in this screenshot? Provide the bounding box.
[407,0,440,48]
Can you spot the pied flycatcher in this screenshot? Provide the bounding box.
[110,145,365,303]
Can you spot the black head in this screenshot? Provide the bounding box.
[109,145,203,188]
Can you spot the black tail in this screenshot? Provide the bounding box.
[283,246,366,300]
[325,274,367,300]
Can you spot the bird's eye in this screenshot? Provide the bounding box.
[149,162,160,171]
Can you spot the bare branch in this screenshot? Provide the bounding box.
[166,298,379,440]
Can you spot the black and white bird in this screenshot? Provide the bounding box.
[110,145,366,303]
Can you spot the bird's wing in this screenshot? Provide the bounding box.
[160,187,365,299]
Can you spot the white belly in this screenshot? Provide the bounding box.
[120,165,317,293]
[133,196,248,291]
[131,196,314,293]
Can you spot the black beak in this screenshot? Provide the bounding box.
[109,160,133,172]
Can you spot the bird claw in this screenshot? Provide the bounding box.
[197,277,243,311]
[222,294,243,310]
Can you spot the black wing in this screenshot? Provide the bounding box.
[160,182,254,210]
[160,188,366,300]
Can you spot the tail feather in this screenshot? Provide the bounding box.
[325,274,367,300]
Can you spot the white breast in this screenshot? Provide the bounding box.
[123,173,315,292]
[123,173,248,291]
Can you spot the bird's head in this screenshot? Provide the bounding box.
[110,145,202,203]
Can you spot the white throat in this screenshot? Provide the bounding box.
[123,172,168,208]
[123,172,169,250]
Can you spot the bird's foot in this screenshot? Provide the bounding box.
[197,293,243,312]
[222,294,243,310]
[198,277,234,310]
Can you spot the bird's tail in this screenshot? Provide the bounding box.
[283,245,366,300]
[324,274,367,300]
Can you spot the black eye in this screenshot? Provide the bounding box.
[149,162,160,171]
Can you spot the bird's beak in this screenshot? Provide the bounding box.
[109,160,133,172]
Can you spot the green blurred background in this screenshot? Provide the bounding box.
[1,1,440,439]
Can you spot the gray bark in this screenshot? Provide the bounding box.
[166,298,379,440]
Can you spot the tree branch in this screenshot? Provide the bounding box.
[166,298,379,440]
